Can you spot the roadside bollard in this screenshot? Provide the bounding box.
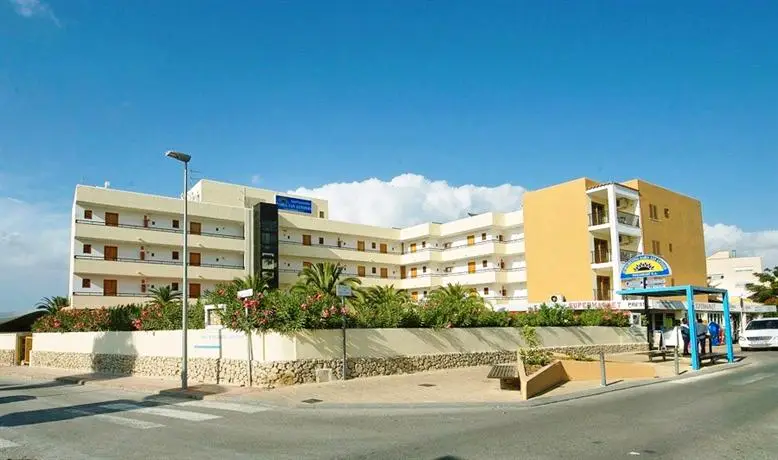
[599,351,606,387]
[674,345,680,376]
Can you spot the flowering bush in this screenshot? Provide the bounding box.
[31,302,204,332]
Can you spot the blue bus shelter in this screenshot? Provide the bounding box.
[616,285,736,371]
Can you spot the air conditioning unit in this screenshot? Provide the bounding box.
[616,198,629,209]
[549,294,566,304]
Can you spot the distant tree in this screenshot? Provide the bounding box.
[35,296,69,314]
[745,267,778,305]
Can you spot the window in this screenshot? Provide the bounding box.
[483,287,489,295]
[302,235,311,246]
[410,243,417,253]
[735,267,753,272]
[141,280,147,293]
[649,204,658,220]
[421,241,426,248]
[482,260,488,268]
[410,267,418,278]
[371,242,376,249]
[82,278,91,288]
[422,266,427,273]
[423,291,427,296]
[481,233,487,241]
[358,266,366,277]
[172,219,179,229]
[83,244,92,254]
[668,243,673,253]
[357,241,365,251]
[172,251,179,260]
[318,237,324,245]
[84,209,92,219]
[651,240,661,255]
[380,268,388,278]
[444,267,453,273]
[670,278,675,287]
[501,288,507,297]
[498,234,504,242]
[444,242,451,249]
[468,261,476,274]
[171,282,179,291]
[319,211,325,218]
[467,235,475,246]
[664,208,670,218]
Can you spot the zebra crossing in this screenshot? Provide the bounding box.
[0,398,273,451]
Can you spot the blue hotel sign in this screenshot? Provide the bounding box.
[275,195,312,214]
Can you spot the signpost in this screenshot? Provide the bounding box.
[620,254,672,351]
[336,285,353,380]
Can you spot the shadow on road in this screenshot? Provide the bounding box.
[0,395,35,405]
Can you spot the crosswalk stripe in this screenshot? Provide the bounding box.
[66,409,165,430]
[100,403,222,421]
[167,400,270,414]
[0,438,19,449]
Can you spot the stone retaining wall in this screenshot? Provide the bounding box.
[30,342,646,387]
[0,349,15,366]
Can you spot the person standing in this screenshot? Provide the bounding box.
[696,317,708,355]
[681,318,691,356]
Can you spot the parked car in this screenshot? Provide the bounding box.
[739,318,778,350]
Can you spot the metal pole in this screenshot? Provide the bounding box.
[181,162,189,390]
[245,305,253,387]
[599,351,606,387]
[674,330,680,376]
[341,296,347,381]
[643,277,651,350]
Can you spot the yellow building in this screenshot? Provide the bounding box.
[68,177,706,309]
[524,178,706,303]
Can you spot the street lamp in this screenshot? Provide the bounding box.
[165,150,191,390]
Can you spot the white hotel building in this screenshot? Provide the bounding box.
[68,177,708,309]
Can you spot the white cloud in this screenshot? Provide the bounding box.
[0,197,70,312]
[704,223,778,268]
[8,0,60,26]
[290,173,526,228]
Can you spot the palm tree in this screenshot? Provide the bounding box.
[428,283,485,307]
[356,285,410,308]
[232,274,270,295]
[746,267,778,305]
[148,286,181,308]
[294,262,361,295]
[35,296,69,314]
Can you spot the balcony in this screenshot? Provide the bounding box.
[591,251,611,264]
[620,249,639,262]
[616,212,640,228]
[73,255,244,280]
[75,219,246,253]
[280,240,402,264]
[278,268,404,288]
[589,214,609,226]
[76,219,243,239]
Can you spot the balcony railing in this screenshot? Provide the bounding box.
[405,237,525,254]
[72,291,153,297]
[616,211,640,228]
[594,289,613,301]
[589,214,608,226]
[591,250,611,264]
[280,240,400,255]
[74,254,244,270]
[75,219,244,239]
[281,267,526,280]
[620,249,639,261]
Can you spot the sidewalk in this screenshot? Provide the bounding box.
[0,361,655,407]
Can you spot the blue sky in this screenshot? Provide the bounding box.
[1,0,777,309]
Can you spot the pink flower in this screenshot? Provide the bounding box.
[340,307,348,315]
[300,303,308,311]
[445,323,453,328]
[322,310,330,318]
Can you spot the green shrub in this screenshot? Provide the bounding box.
[518,326,553,367]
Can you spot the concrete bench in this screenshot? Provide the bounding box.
[698,353,727,365]
[487,363,520,391]
[646,349,670,362]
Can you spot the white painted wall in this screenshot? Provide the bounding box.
[71,275,217,298]
[279,228,401,254]
[706,251,764,299]
[0,333,18,350]
[32,326,646,363]
[74,241,242,268]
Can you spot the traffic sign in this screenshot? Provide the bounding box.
[237,288,254,299]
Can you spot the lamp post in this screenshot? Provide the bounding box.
[165,150,191,390]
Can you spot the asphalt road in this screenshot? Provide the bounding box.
[0,353,777,459]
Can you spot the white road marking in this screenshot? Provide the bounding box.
[0,438,19,449]
[66,409,165,430]
[628,452,641,456]
[100,403,221,421]
[174,400,270,414]
[734,373,773,386]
